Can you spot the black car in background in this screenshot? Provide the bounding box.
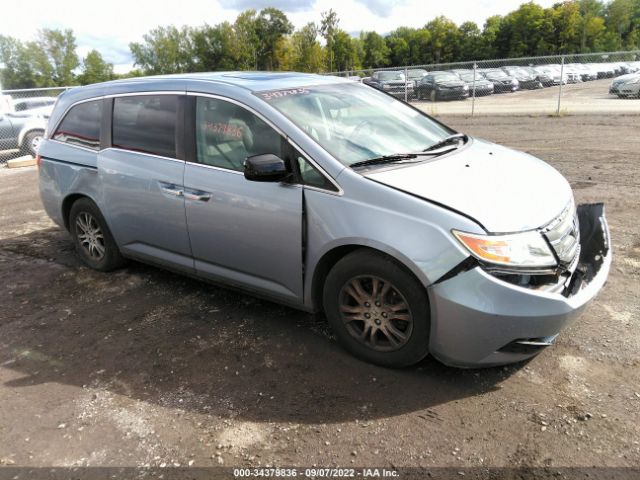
[454,70,494,96]
[480,69,520,92]
[502,67,543,89]
[363,70,413,98]
[406,68,428,90]
[415,71,469,101]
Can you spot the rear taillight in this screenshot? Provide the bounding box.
[36,155,42,168]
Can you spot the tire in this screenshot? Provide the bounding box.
[323,249,430,368]
[20,130,44,157]
[69,198,126,272]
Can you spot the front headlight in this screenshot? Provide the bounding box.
[452,230,557,268]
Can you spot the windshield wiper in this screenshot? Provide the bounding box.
[349,153,420,169]
[424,133,467,152]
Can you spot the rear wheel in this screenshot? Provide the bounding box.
[323,250,430,367]
[69,198,126,272]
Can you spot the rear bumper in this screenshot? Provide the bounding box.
[428,203,611,367]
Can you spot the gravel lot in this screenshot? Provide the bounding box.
[0,115,639,478]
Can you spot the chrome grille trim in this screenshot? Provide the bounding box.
[540,200,580,266]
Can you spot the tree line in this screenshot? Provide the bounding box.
[1,0,639,89]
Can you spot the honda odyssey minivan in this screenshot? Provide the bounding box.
[38,72,611,368]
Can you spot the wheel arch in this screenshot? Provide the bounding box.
[18,127,45,148]
[61,193,99,231]
[310,243,431,314]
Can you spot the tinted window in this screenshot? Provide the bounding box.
[195,97,283,172]
[112,95,177,158]
[53,100,102,150]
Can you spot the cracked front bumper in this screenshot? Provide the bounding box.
[427,203,611,367]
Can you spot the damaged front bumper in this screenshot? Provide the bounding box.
[428,203,611,367]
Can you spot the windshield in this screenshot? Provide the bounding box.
[485,71,508,79]
[257,83,451,167]
[407,70,427,79]
[432,72,459,81]
[458,73,479,82]
[378,71,405,81]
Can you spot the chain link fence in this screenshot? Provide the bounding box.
[328,50,640,116]
[0,87,69,163]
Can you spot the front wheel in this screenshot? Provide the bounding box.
[323,250,430,367]
[21,130,44,157]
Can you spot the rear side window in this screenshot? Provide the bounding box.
[112,95,178,158]
[53,100,102,150]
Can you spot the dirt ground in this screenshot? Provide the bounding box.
[414,78,640,115]
[0,115,639,478]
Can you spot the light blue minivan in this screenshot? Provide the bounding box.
[38,72,611,368]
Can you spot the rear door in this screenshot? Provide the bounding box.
[0,114,16,148]
[98,93,193,272]
[183,95,303,303]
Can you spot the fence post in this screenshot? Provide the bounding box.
[404,67,408,102]
[556,55,565,115]
[471,62,477,116]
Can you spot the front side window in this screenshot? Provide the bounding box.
[112,95,178,158]
[53,100,102,150]
[195,97,283,172]
[257,83,451,167]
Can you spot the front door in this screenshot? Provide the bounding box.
[184,95,303,303]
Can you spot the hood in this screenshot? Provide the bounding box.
[365,138,573,233]
[615,73,640,83]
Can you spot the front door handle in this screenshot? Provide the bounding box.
[184,188,211,202]
[158,181,184,197]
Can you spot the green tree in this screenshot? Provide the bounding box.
[332,30,361,71]
[77,50,114,85]
[320,9,340,71]
[256,8,293,70]
[37,28,78,85]
[458,21,482,61]
[361,31,389,67]
[191,22,238,71]
[130,25,195,74]
[425,16,460,63]
[291,23,325,72]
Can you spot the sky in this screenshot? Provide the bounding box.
[1,0,559,73]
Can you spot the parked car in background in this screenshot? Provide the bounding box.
[570,64,598,82]
[609,73,640,98]
[364,70,412,98]
[532,66,567,85]
[406,69,428,89]
[454,71,494,96]
[12,96,56,113]
[501,67,543,89]
[0,110,48,156]
[521,66,553,86]
[480,69,519,92]
[38,72,611,368]
[415,71,469,101]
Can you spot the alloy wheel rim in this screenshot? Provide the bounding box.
[76,212,105,260]
[339,275,413,352]
[31,135,42,152]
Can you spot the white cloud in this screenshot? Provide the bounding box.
[2,0,559,70]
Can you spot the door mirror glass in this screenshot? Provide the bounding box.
[244,154,289,182]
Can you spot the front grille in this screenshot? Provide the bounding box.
[540,201,580,267]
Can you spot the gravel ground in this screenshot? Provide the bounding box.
[0,114,638,478]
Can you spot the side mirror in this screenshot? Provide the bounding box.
[244,154,289,182]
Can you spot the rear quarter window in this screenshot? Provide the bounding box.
[52,100,102,150]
